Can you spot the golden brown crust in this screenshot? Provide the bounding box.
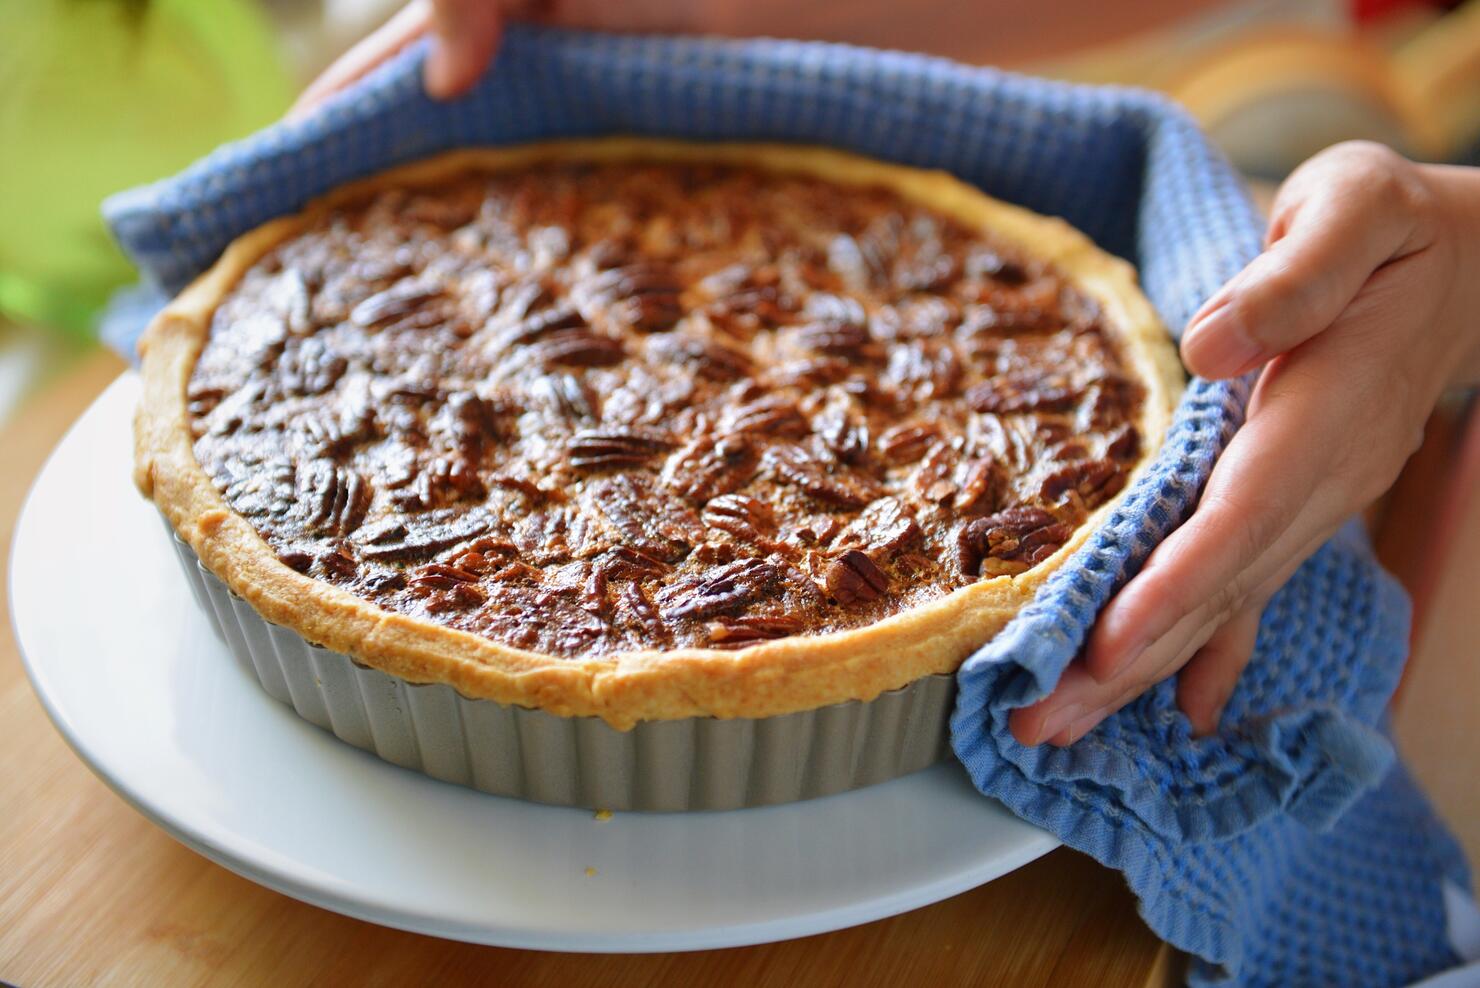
[136,138,1183,729]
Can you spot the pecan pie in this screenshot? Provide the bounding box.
[136,140,1182,728]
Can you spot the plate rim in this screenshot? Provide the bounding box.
[9,371,1059,952]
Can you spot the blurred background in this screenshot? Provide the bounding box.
[4,0,1480,393]
[0,0,1477,855]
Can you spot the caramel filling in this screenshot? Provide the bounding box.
[188,162,1143,657]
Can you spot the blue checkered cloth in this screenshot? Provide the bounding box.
[102,28,1471,986]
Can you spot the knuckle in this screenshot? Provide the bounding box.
[1282,141,1408,217]
[1251,260,1323,337]
[1211,578,1247,621]
[1403,423,1426,458]
[1141,545,1221,629]
[1325,139,1404,178]
[1158,576,1209,629]
[1199,484,1288,562]
[1326,141,1435,224]
[1331,424,1418,506]
[1128,670,1164,699]
[1149,520,1268,629]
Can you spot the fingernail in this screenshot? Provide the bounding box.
[1194,688,1236,737]
[1185,702,1218,737]
[1033,703,1086,745]
[423,46,456,99]
[1181,309,1262,378]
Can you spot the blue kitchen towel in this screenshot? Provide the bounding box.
[102,28,1471,986]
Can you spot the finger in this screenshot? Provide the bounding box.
[1053,353,1367,743]
[1009,373,1359,746]
[291,1,433,119]
[1080,346,1377,694]
[1039,566,1273,747]
[1176,524,1332,734]
[1040,515,1342,745]
[1010,605,1224,746]
[1174,606,1262,737]
[1082,369,1342,686]
[1035,530,1318,745]
[1022,187,1437,747]
[1087,254,1434,688]
[424,0,507,99]
[1180,144,1432,380]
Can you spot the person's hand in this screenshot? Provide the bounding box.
[291,0,698,116]
[293,0,504,114]
[1010,142,1480,747]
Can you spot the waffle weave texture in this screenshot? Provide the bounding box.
[103,28,1470,986]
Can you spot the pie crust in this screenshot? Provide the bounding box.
[135,139,1183,729]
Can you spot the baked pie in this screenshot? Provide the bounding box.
[136,139,1182,734]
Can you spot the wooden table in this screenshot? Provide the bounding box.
[0,349,1173,986]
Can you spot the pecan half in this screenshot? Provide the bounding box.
[908,443,957,504]
[408,562,481,592]
[825,549,890,605]
[884,340,961,399]
[658,557,778,621]
[601,544,674,579]
[389,454,486,510]
[705,614,804,647]
[297,459,372,537]
[955,505,1072,578]
[529,329,626,367]
[661,435,758,501]
[835,497,921,557]
[649,334,754,381]
[764,444,883,508]
[591,474,700,562]
[965,372,1078,414]
[566,428,676,470]
[356,510,493,563]
[267,269,313,335]
[1105,424,1140,462]
[496,300,587,348]
[408,561,488,612]
[351,281,446,329]
[764,356,852,389]
[1079,373,1145,428]
[964,248,1029,286]
[619,583,671,643]
[721,395,809,437]
[221,456,295,520]
[529,372,598,423]
[796,320,870,355]
[1039,457,1126,511]
[275,337,347,397]
[702,493,777,543]
[952,458,1000,514]
[814,402,870,464]
[582,264,685,332]
[794,292,870,354]
[877,422,940,465]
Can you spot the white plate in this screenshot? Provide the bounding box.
[11,373,1057,952]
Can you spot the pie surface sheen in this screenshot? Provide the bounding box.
[135,139,1184,728]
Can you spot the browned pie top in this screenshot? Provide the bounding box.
[186,161,1145,659]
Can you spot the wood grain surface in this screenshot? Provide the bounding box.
[0,348,1174,985]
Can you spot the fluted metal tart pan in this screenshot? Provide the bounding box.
[169,530,955,812]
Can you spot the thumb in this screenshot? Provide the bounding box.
[424,0,507,99]
[1180,143,1431,380]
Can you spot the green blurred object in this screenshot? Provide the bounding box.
[0,0,293,338]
